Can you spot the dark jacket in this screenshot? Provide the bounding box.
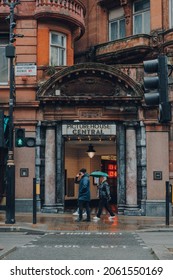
[98,180,111,200]
[77,173,90,201]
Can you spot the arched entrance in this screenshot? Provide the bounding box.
[36,63,145,215]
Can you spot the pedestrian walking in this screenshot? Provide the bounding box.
[93,176,115,221]
[75,168,91,222]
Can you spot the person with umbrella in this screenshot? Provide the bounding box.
[90,171,115,221]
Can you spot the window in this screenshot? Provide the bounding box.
[169,0,173,28]
[50,32,66,66]
[133,0,150,35]
[109,8,125,41]
[0,34,8,84]
[109,18,126,41]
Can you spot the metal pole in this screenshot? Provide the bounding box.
[4,0,20,224]
[166,181,170,226]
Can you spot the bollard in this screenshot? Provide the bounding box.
[166,181,170,226]
[33,178,37,224]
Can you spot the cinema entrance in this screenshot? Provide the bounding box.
[39,120,145,216]
[63,122,117,211]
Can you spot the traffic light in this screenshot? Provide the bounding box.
[15,128,25,147]
[25,137,36,148]
[15,128,36,148]
[143,55,171,123]
[0,111,10,148]
[0,110,4,148]
[4,115,9,147]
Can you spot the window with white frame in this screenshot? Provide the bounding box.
[169,0,173,28]
[109,8,126,41]
[0,35,8,84]
[50,32,66,66]
[133,0,150,35]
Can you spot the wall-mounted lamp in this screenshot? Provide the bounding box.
[86,144,96,158]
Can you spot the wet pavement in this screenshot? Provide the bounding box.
[1,212,172,232]
[0,211,173,259]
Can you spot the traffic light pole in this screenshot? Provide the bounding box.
[4,0,20,224]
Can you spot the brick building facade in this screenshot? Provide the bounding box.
[0,0,173,216]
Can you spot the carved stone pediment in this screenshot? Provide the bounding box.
[50,74,133,98]
[37,63,143,104]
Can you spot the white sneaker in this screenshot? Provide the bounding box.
[109,215,116,220]
[73,210,87,216]
[93,216,100,221]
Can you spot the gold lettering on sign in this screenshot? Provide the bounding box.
[67,124,110,136]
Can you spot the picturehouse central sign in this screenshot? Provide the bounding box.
[62,123,116,136]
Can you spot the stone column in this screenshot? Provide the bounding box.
[43,125,57,212]
[137,121,147,215]
[125,124,140,215]
[117,124,126,215]
[56,122,65,213]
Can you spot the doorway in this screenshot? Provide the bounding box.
[64,137,117,211]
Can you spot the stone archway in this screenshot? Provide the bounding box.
[36,62,145,214]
